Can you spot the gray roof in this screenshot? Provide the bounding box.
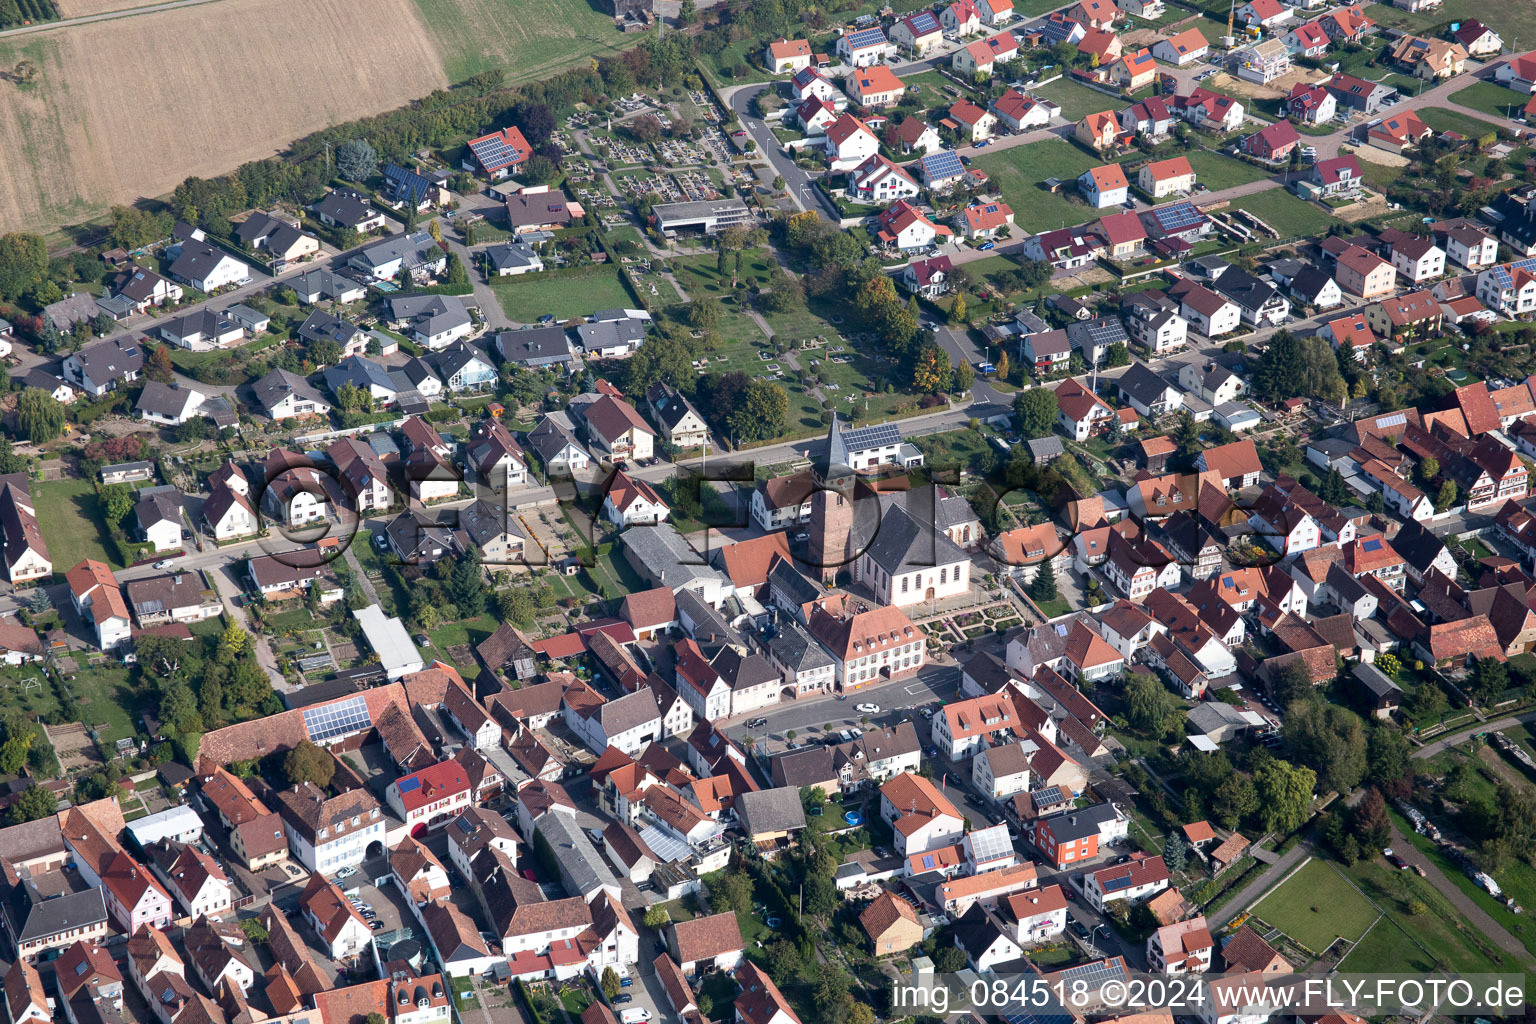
[526,415,587,463]
[324,355,399,395]
[1038,801,1120,843]
[1354,662,1403,700]
[534,810,621,897]
[1210,266,1280,311]
[1117,363,1177,406]
[135,381,200,419]
[496,326,575,367]
[647,381,704,432]
[353,231,442,271]
[389,293,472,337]
[297,309,366,347]
[576,319,646,353]
[160,308,238,342]
[621,524,728,591]
[133,491,183,533]
[771,746,836,789]
[769,617,835,673]
[595,687,662,738]
[42,293,101,330]
[252,368,329,414]
[485,240,543,273]
[4,881,107,944]
[125,572,210,618]
[69,336,144,386]
[709,646,779,693]
[861,503,968,577]
[312,189,380,227]
[456,498,527,549]
[676,588,737,647]
[735,787,806,837]
[167,239,243,284]
[1026,436,1064,462]
[293,267,364,300]
[427,339,495,382]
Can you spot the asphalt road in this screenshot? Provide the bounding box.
[727,84,841,220]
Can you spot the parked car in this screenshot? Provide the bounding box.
[977,241,994,250]
[855,703,881,714]
[153,560,174,570]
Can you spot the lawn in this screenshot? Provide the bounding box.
[1033,78,1122,122]
[427,613,500,666]
[33,478,119,570]
[1338,856,1509,974]
[1418,105,1504,140]
[1233,187,1334,239]
[411,0,634,85]
[1184,149,1272,191]
[490,266,637,323]
[1449,81,1527,121]
[1251,858,1377,954]
[63,661,141,747]
[674,248,776,296]
[973,139,1107,233]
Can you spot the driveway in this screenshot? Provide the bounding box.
[723,84,841,221]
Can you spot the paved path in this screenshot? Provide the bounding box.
[1383,818,1533,966]
[1208,843,1310,928]
[1412,711,1536,759]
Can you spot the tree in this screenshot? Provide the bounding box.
[911,345,951,394]
[0,233,47,302]
[601,967,622,1000]
[1253,759,1316,833]
[283,740,335,789]
[1472,657,1510,703]
[1029,558,1058,603]
[446,252,470,287]
[335,139,379,182]
[0,733,31,776]
[764,939,801,983]
[1436,480,1458,512]
[15,388,64,443]
[1350,787,1391,849]
[952,361,974,393]
[450,548,487,617]
[949,291,968,325]
[995,350,1011,381]
[686,297,721,330]
[708,870,752,917]
[8,784,54,825]
[1269,660,1315,710]
[100,484,135,525]
[220,623,250,657]
[1162,831,1187,872]
[849,1004,876,1024]
[933,945,966,972]
[1125,672,1177,739]
[642,906,669,929]
[1212,772,1258,829]
[679,0,696,23]
[146,344,175,383]
[1366,724,1410,788]
[1254,330,1305,402]
[1014,388,1058,438]
[1317,467,1350,505]
[727,379,789,443]
[242,918,271,942]
[1104,342,1131,367]
[1284,701,1367,795]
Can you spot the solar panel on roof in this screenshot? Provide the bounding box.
[399,776,422,793]
[1102,873,1135,892]
[303,694,371,744]
[922,854,936,869]
[842,422,902,450]
[1033,785,1064,804]
[1057,959,1128,987]
[846,26,887,47]
[921,151,965,180]
[1363,537,1382,552]
[908,10,940,31]
[1153,202,1204,231]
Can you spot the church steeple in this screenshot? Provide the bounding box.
[815,414,852,487]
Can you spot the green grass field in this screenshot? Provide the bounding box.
[973,139,1108,233]
[491,266,637,323]
[1338,857,1509,974]
[674,248,776,295]
[412,0,633,85]
[1418,106,1502,140]
[1183,149,1272,191]
[1365,1,1536,56]
[1252,858,1377,954]
[1033,78,1121,122]
[1448,81,1527,121]
[1233,186,1334,239]
[33,478,119,571]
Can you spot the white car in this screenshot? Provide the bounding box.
[334,865,356,879]
[854,703,881,714]
[153,559,174,569]
[620,1010,652,1024]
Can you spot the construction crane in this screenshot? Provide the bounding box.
[1223,0,1236,49]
